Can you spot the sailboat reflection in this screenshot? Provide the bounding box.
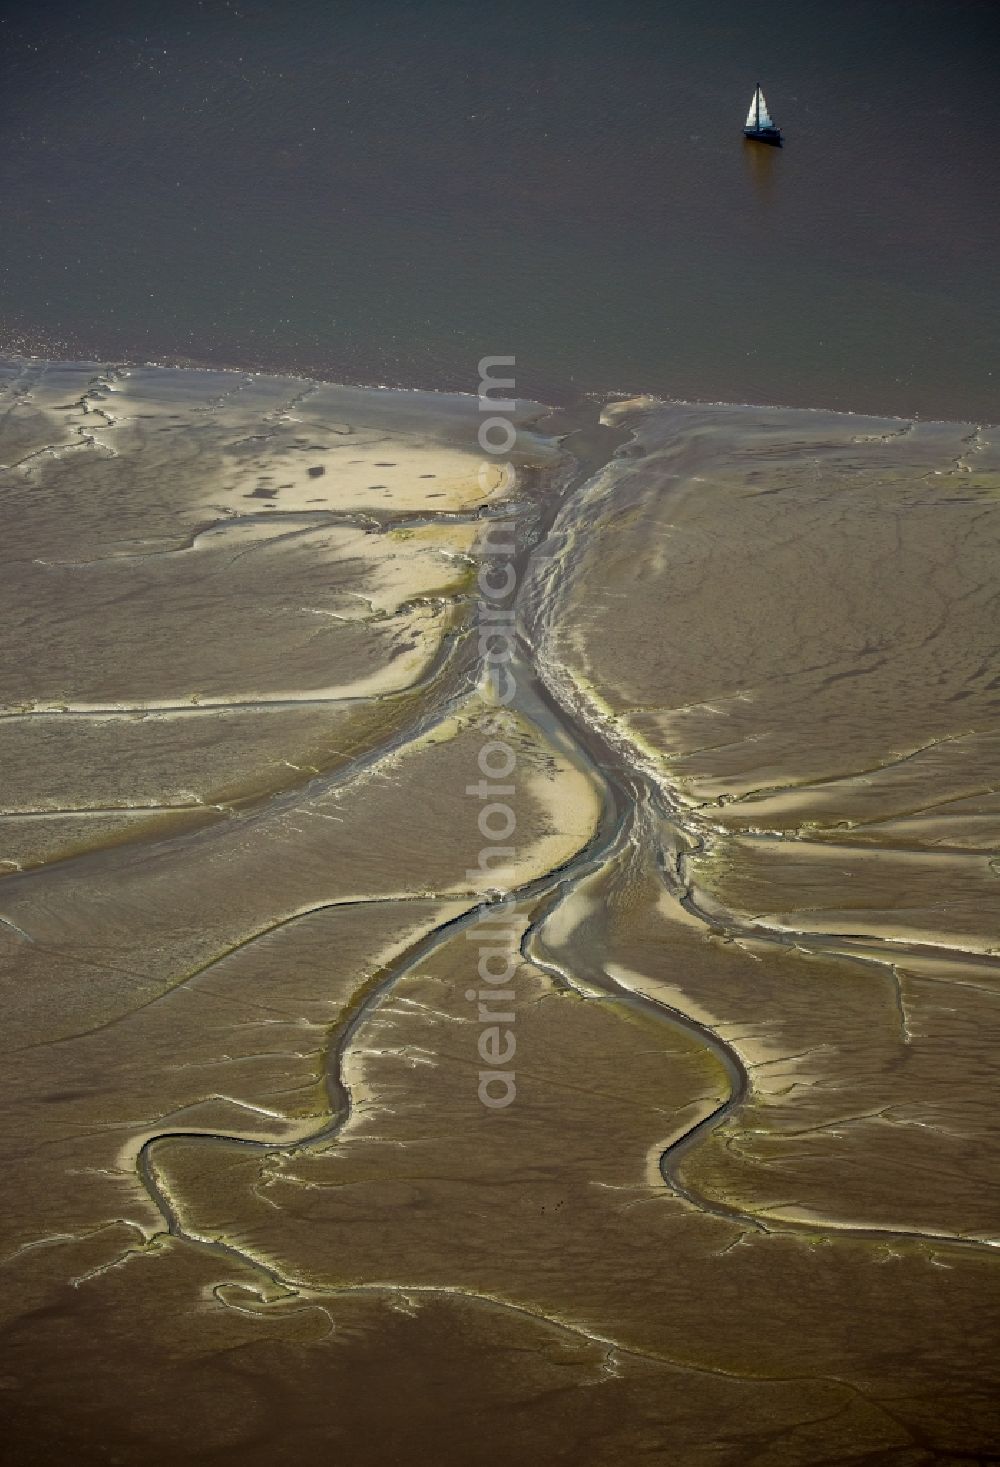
[743,134,778,206]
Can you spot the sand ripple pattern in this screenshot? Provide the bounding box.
[2,364,999,1464]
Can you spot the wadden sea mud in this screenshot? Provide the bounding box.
[1,361,999,1464]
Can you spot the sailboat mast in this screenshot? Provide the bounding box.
[743,81,780,144]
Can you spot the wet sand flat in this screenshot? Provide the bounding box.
[2,364,1000,1464]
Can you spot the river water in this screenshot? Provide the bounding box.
[0,0,998,418]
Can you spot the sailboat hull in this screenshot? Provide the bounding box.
[743,126,782,146]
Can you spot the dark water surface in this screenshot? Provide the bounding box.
[1,0,998,417]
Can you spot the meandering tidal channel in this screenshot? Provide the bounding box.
[3,361,1000,1464]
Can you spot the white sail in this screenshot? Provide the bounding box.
[745,86,774,130]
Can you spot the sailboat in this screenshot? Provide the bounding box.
[743,83,782,145]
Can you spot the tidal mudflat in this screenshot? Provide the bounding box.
[2,360,999,1464]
